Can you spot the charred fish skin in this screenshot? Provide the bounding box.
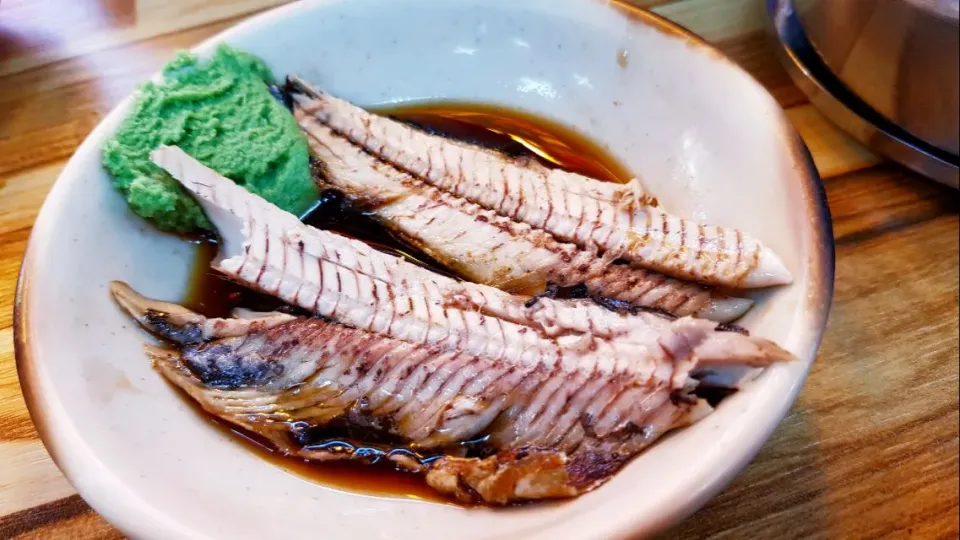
[287,78,792,289]
[296,108,754,323]
[112,282,786,504]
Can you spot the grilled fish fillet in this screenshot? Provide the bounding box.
[151,145,792,375]
[288,78,792,289]
[112,281,791,504]
[296,110,753,323]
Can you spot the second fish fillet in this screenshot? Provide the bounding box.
[297,110,752,322]
[289,79,792,289]
[112,281,788,504]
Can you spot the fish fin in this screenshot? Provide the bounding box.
[739,246,794,287]
[111,281,207,344]
[110,281,200,321]
[143,343,179,365]
[693,329,796,367]
[143,344,198,387]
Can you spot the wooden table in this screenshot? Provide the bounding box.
[0,1,957,538]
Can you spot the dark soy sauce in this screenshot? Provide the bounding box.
[182,103,633,500]
[378,102,634,184]
[178,394,446,502]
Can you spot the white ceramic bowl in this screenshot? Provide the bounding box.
[16,0,834,538]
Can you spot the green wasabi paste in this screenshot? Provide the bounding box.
[102,44,317,233]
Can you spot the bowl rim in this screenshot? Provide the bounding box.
[14,1,835,538]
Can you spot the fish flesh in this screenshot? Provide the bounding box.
[137,144,795,504]
[151,145,789,373]
[297,110,753,323]
[112,281,791,504]
[288,78,792,289]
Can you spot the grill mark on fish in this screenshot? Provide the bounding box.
[258,222,271,289]
[657,211,670,269]
[734,229,744,285]
[639,270,665,297]
[370,352,421,416]
[582,195,602,254]
[543,372,593,450]
[590,376,639,437]
[238,210,255,279]
[515,172,527,222]
[310,255,324,314]
[540,373,589,448]
[696,223,708,281]
[544,175,559,233]
[672,292,694,314]
[424,141,436,179]
[640,206,653,254]
[556,372,611,452]
[497,163,511,216]
[290,84,791,289]
[414,354,471,422]
[279,230,289,295]
[394,351,457,428]
[291,236,306,304]
[330,260,344,319]
[426,358,485,439]
[750,242,761,285]
[487,363,542,445]
[714,230,730,278]
[456,151,466,198]
[571,187,588,249]
[679,218,687,264]
[596,200,618,254]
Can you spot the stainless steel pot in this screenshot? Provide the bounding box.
[768,0,960,187]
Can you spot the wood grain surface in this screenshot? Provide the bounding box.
[0,0,957,538]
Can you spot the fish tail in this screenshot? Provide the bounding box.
[110,281,207,344]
